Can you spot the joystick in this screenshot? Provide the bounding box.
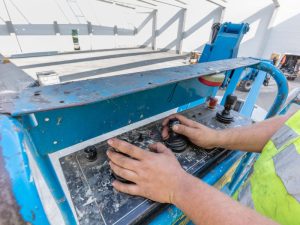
[84,145,97,162]
[216,94,237,124]
[165,119,188,153]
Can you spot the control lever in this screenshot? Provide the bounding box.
[216,95,237,124]
[165,119,188,153]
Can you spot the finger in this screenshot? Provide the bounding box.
[112,180,140,196]
[173,114,201,128]
[172,124,197,137]
[108,138,147,160]
[162,114,199,128]
[107,150,140,171]
[149,142,171,154]
[161,126,170,140]
[109,161,138,182]
[162,114,177,126]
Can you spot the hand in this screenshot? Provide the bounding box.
[107,138,187,203]
[162,114,220,149]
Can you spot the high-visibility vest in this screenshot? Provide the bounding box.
[235,110,300,225]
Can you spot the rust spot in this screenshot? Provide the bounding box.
[0,148,27,225]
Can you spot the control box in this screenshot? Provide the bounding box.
[59,104,252,225]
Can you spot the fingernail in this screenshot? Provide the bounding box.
[108,139,113,145]
[173,125,179,131]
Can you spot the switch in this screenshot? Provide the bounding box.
[84,145,97,162]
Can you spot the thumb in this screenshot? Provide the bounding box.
[172,124,197,138]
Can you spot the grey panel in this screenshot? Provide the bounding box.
[271,125,299,150]
[273,143,300,203]
[238,182,254,209]
[0,54,34,100]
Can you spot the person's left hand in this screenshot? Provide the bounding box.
[107,138,187,204]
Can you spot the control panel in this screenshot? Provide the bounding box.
[59,98,252,225]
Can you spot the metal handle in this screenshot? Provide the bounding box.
[250,60,289,118]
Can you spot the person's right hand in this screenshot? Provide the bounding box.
[162,114,220,149]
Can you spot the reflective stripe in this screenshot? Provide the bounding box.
[273,144,300,203]
[271,125,299,150]
[237,182,254,209]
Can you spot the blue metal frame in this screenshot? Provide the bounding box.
[0,115,49,225]
[199,22,250,63]
[0,57,289,224]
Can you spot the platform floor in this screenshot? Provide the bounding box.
[11,48,188,82]
[10,47,300,113]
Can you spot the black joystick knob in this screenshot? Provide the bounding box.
[165,119,188,153]
[216,95,237,124]
[84,145,97,162]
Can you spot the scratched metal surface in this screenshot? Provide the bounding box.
[0,150,26,225]
[60,105,252,225]
[0,57,259,116]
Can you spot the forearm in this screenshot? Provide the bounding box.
[174,173,277,225]
[215,114,291,152]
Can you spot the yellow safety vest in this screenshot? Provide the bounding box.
[235,110,300,225]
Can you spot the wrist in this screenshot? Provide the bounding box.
[172,171,198,206]
[214,130,228,149]
[204,129,224,149]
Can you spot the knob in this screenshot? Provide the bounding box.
[84,145,97,162]
[165,119,187,153]
[216,95,237,124]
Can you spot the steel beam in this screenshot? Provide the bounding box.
[152,10,157,50]
[176,8,187,54]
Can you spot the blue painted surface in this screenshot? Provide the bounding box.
[178,22,250,112]
[199,23,249,63]
[28,153,76,224]
[221,68,244,106]
[0,115,49,225]
[224,153,257,196]
[202,151,245,185]
[24,79,211,154]
[250,60,288,118]
[239,70,267,117]
[0,58,259,116]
